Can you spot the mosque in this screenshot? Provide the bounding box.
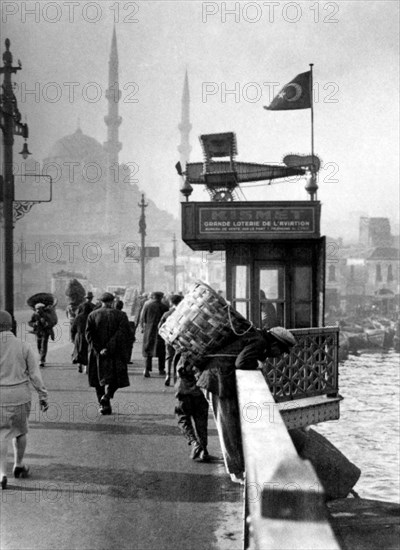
[13,29,184,306]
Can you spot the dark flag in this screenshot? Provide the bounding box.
[264,71,311,111]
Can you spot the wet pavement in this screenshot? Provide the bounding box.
[1,310,243,550]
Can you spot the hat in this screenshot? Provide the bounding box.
[35,303,45,309]
[152,291,164,299]
[0,310,13,331]
[86,291,94,299]
[99,292,114,303]
[268,327,297,349]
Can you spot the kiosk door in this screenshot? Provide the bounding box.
[257,264,285,328]
[227,238,325,329]
[230,261,316,329]
[256,263,313,328]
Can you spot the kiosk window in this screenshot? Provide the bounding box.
[259,267,284,328]
[294,266,312,327]
[233,265,250,319]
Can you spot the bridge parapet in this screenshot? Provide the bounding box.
[262,326,342,430]
[236,370,340,550]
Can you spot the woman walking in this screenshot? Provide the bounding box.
[0,311,48,489]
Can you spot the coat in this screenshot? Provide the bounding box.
[86,306,131,388]
[141,299,169,357]
[196,330,270,398]
[71,311,90,366]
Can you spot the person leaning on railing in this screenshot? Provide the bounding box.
[196,326,296,483]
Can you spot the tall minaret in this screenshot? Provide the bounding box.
[178,70,192,169]
[104,26,122,167]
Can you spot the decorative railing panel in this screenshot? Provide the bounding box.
[262,327,339,402]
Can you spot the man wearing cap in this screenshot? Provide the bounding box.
[28,303,53,368]
[196,326,296,483]
[0,310,48,489]
[77,291,96,315]
[86,292,131,414]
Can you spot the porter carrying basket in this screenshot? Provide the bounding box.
[158,280,253,364]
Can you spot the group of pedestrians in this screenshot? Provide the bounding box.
[0,284,297,489]
[139,291,184,383]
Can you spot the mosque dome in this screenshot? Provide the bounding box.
[45,127,104,162]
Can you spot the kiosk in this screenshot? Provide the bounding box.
[182,200,325,330]
[179,132,340,429]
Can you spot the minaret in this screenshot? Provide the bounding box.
[104,26,122,167]
[178,70,192,169]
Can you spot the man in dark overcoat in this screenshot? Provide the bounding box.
[86,292,131,414]
[141,292,169,378]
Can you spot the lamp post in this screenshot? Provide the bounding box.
[0,39,29,330]
[172,233,177,292]
[138,194,148,293]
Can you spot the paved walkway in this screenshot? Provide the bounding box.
[1,311,243,550]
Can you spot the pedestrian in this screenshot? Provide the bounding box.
[77,291,96,315]
[66,302,81,341]
[86,292,131,415]
[0,311,49,489]
[174,354,210,462]
[141,292,169,378]
[71,302,92,373]
[196,326,296,483]
[115,300,136,363]
[136,292,150,329]
[158,294,183,386]
[28,303,55,368]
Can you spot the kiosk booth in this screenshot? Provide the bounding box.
[182,200,325,330]
[179,132,341,429]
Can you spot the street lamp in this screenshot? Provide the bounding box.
[0,39,30,329]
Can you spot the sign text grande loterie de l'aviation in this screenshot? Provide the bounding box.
[199,205,316,234]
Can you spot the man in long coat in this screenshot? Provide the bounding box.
[86,292,131,414]
[141,292,169,377]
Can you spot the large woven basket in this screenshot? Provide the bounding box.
[158,280,252,363]
[27,292,58,309]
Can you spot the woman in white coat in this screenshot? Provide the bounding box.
[0,311,48,489]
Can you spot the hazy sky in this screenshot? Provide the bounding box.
[2,1,399,236]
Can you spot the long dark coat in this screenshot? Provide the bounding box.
[142,299,169,357]
[71,311,90,366]
[86,307,131,388]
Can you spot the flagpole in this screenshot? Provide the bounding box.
[309,63,314,159]
[308,62,318,200]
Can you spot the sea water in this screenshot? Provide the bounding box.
[317,350,400,503]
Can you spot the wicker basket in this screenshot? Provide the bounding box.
[27,293,58,309]
[158,280,252,363]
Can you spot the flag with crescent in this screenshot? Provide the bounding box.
[264,71,311,110]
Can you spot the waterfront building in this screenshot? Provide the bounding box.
[325,217,399,317]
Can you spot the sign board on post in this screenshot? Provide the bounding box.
[164,265,184,274]
[125,246,159,261]
[145,247,160,258]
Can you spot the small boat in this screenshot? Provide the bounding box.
[363,319,386,348]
